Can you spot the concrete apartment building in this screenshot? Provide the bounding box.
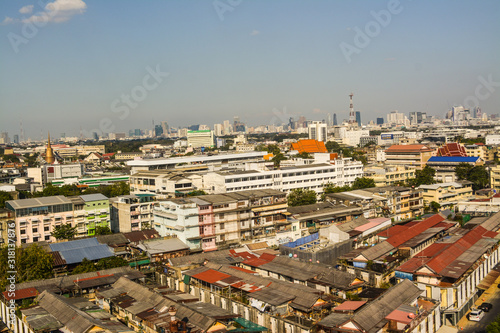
[5,194,111,245]
[418,182,474,208]
[364,164,417,187]
[152,198,200,250]
[110,194,156,233]
[490,165,500,191]
[362,186,424,221]
[0,208,14,246]
[153,190,288,252]
[465,144,495,162]
[129,170,200,198]
[384,144,434,168]
[6,196,74,245]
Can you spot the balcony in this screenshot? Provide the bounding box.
[131,211,140,216]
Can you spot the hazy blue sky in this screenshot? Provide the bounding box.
[1,0,499,139]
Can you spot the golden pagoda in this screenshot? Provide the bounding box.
[45,133,55,164]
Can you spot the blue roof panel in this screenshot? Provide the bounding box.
[50,238,100,252]
[427,156,479,163]
[59,244,114,264]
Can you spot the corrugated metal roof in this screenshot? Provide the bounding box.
[79,193,109,202]
[2,287,38,301]
[50,238,100,251]
[386,214,446,248]
[59,244,114,264]
[333,301,366,312]
[192,269,232,284]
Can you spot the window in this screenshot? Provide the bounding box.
[44,226,49,232]
[33,237,39,242]
[219,213,225,219]
[33,227,38,233]
[220,223,225,230]
[20,229,26,235]
[45,235,50,241]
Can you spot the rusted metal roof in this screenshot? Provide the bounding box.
[192,269,231,284]
[2,287,38,301]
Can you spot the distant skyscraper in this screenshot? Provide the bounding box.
[308,121,327,142]
[161,121,169,135]
[134,129,141,136]
[333,113,338,126]
[154,125,163,137]
[376,117,384,125]
[213,124,223,136]
[93,132,99,140]
[13,135,19,144]
[233,116,245,132]
[355,111,361,127]
[348,93,356,124]
[0,132,10,144]
[327,113,332,127]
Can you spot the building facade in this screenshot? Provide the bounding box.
[110,194,156,233]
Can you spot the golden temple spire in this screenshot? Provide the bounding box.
[46,132,55,164]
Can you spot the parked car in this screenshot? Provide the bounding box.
[479,302,493,312]
[469,309,484,322]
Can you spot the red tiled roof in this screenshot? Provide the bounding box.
[386,214,446,248]
[385,144,433,153]
[2,287,38,301]
[397,243,452,273]
[437,143,467,157]
[291,140,328,154]
[192,269,231,284]
[231,251,257,260]
[74,273,114,283]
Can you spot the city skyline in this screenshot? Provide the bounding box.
[1,0,499,138]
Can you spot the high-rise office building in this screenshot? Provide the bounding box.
[308,121,327,142]
[213,124,223,136]
[376,117,384,125]
[161,121,169,135]
[333,113,338,126]
[355,111,361,127]
[13,135,19,144]
[154,125,163,137]
[409,112,427,125]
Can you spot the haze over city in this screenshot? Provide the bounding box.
[1,0,499,138]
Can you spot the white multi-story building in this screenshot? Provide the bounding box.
[187,130,214,148]
[153,198,200,250]
[127,151,267,173]
[27,164,84,186]
[110,194,157,233]
[202,158,363,194]
[486,134,500,145]
[213,124,223,136]
[308,121,327,142]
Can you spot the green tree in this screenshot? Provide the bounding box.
[455,163,474,180]
[430,201,441,213]
[351,177,376,190]
[51,223,77,240]
[266,144,281,156]
[408,166,436,187]
[287,189,317,207]
[187,190,207,196]
[323,183,352,194]
[96,256,129,270]
[295,152,313,159]
[0,244,53,291]
[272,153,287,168]
[467,165,489,191]
[325,141,341,153]
[72,258,97,274]
[95,226,112,235]
[0,191,13,208]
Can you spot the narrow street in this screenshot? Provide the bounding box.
[457,264,500,332]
